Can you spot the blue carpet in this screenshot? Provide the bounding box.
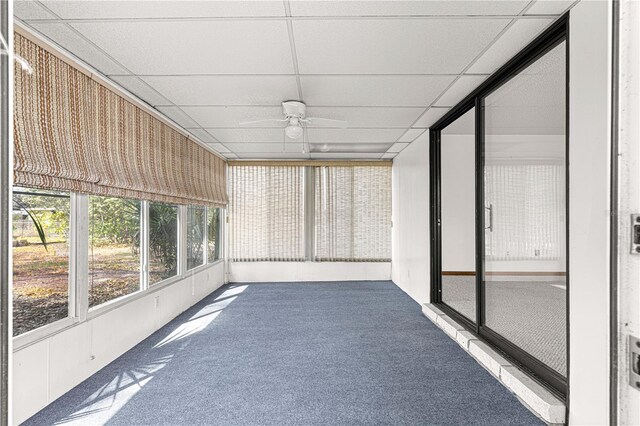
[24,281,542,425]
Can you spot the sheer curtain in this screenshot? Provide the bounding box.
[229,165,305,261]
[314,166,391,261]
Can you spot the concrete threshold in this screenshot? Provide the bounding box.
[422,303,566,425]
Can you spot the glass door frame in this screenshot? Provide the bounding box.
[429,15,569,397]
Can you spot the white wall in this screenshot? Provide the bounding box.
[568,2,611,424]
[12,262,225,425]
[229,261,390,282]
[391,133,431,304]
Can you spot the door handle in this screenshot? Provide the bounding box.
[485,204,493,232]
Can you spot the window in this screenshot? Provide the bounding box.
[229,166,305,261]
[89,196,141,307]
[12,187,70,336]
[187,205,206,270]
[208,208,221,263]
[314,166,392,261]
[149,202,179,284]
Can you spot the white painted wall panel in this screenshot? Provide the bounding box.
[229,262,391,282]
[391,133,431,304]
[568,2,611,424]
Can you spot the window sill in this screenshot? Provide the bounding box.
[13,316,80,351]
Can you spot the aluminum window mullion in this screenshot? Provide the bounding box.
[70,193,88,323]
[140,200,149,290]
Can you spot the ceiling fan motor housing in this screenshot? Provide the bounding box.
[282,100,306,119]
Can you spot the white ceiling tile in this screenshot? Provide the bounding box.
[28,22,129,75]
[467,19,555,74]
[141,75,299,106]
[290,1,529,17]
[206,143,231,153]
[187,128,218,143]
[388,142,411,153]
[206,128,285,143]
[434,75,488,106]
[398,129,425,142]
[14,1,58,20]
[293,19,509,74]
[310,143,392,153]
[109,76,170,106]
[225,153,239,159]
[525,0,575,15]
[237,152,309,159]
[70,20,294,74]
[305,107,424,128]
[178,106,283,128]
[381,152,397,159]
[310,153,384,159]
[412,107,450,128]
[306,129,404,143]
[224,143,303,153]
[300,75,455,107]
[41,1,286,19]
[155,106,200,128]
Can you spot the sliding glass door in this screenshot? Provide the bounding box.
[430,18,568,395]
[482,40,567,378]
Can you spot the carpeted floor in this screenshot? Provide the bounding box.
[24,281,542,425]
[441,276,566,375]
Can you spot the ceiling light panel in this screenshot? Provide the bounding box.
[41,0,286,19]
[434,75,488,107]
[412,107,450,128]
[305,107,424,128]
[289,1,529,17]
[28,23,129,75]
[223,143,304,153]
[109,76,170,106]
[70,20,295,75]
[206,128,286,143]
[293,19,509,74]
[310,143,392,153]
[306,129,404,143]
[310,153,384,159]
[178,106,283,128]
[140,75,299,107]
[398,129,425,142]
[467,19,554,74]
[300,75,455,107]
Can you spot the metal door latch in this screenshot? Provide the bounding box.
[632,214,640,255]
[630,336,640,390]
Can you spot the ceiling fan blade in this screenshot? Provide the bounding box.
[238,118,288,126]
[304,117,348,128]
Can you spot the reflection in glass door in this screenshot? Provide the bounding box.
[482,40,567,376]
[440,108,476,322]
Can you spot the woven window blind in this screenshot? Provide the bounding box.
[484,164,565,260]
[314,166,392,261]
[13,32,227,207]
[229,165,305,261]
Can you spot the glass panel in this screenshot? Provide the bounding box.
[482,40,567,376]
[187,205,206,270]
[89,196,141,307]
[12,187,70,335]
[440,108,476,321]
[149,202,178,284]
[207,208,221,263]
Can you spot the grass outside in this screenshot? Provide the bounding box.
[13,239,142,336]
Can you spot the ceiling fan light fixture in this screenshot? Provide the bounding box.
[285,123,304,139]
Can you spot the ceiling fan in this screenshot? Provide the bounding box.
[239,101,348,141]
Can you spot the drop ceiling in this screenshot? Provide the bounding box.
[14,0,577,160]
